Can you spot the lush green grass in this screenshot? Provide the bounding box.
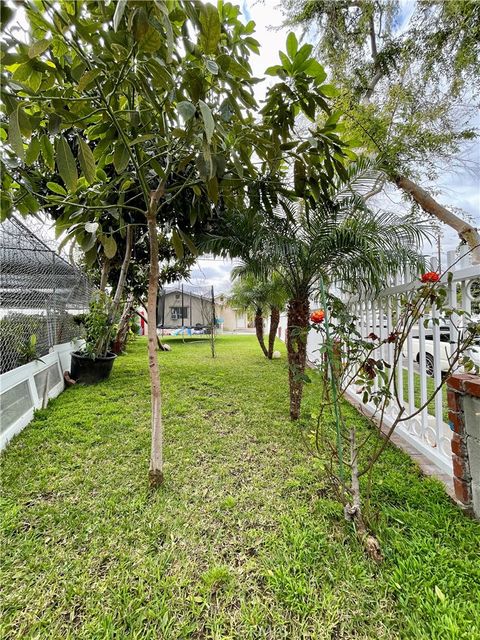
[401,369,448,422]
[1,336,479,639]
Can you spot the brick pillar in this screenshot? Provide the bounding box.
[447,373,480,519]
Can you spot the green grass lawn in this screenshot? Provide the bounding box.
[1,336,479,640]
[401,370,448,422]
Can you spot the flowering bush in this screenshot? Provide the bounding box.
[420,271,440,283]
[310,309,325,323]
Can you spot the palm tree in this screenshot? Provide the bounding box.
[229,273,287,359]
[205,164,430,419]
[230,275,269,357]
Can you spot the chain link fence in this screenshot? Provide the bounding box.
[0,217,92,374]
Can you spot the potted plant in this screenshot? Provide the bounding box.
[70,293,117,384]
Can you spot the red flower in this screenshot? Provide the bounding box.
[310,309,325,324]
[420,271,440,283]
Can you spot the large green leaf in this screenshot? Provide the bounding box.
[0,193,13,222]
[101,235,117,259]
[171,229,184,259]
[25,137,41,165]
[41,134,55,171]
[286,32,298,60]
[8,107,24,161]
[199,3,221,54]
[77,136,96,184]
[113,0,127,32]
[139,25,161,52]
[47,182,67,195]
[319,84,339,97]
[113,141,129,173]
[28,38,50,58]
[17,108,32,138]
[198,100,215,143]
[56,136,78,192]
[177,100,196,122]
[77,68,102,92]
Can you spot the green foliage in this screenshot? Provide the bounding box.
[281,0,479,182]
[80,292,116,359]
[0,314,50,373]
[1,336,479,638]
[207,161,429,302]
[0,0,267,276]
[17,334,38,365]
[229,273,287,315]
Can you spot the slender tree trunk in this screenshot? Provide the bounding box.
[113,293,134,354]
[95,226,134,356]
[146,205,163,488]
[267,306,280,359]
[111,225,134,314]
[345,428,382,562]
[286,297,310,420]
[254,308,268,358]
[99,257,111,292]
[394,175,480,264]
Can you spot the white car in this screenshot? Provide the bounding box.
[409,327,480,376]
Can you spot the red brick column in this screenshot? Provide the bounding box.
[447,373,480,517]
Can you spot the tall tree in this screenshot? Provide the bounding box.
[207,163,429,419]
[229,273,287,358]
[1,0,265,486]
[281,0,480,261]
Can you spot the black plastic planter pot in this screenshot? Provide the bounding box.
[70,351,117,384]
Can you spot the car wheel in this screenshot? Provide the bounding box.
[425,353,434,377]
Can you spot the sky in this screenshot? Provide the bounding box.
[185,0,479,293]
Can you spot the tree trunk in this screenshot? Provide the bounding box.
[113,293,134,354]
[99,257,111,292]
[146,208,163,488]
[394,175,480,264]
[111,225,134,314]
[286,297,310,420]
[95,226,134,356]
[267,306,280,359]
[345,428,382,562]
[254,308,268,358]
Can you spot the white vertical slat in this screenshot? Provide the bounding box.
[418,312,428,436]
[377,295,385,361]
[358,300,364,340]
[396,292,404,407]
[446,250,459,361]
[371,298,378,394]
[461,280,471,315]
[431,302,443,446]
[405,286,416,415]
[386,296,394,370]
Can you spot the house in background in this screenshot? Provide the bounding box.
[156,288,247,331]
[215,293,247,332]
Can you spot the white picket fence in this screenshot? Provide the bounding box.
[274,254,480,476]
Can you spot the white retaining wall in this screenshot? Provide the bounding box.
[0,339,84,450]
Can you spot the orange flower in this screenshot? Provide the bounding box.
[310,310,325,323]
[420,271,440,283]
